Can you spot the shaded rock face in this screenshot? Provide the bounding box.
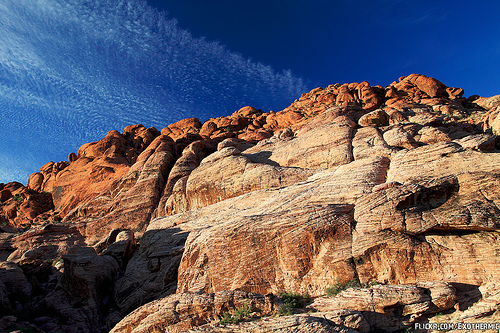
[0,261,32,306]
[2,74,500,332]
[0,226,130,332]
[37,248,121,333]
[112,223,186,314]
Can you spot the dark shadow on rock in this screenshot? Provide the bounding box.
[449,282,481,311]
[113,226,189,315]
[396,175,459,212]
[244,150,281,166]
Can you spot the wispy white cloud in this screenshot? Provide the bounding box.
[0,0,308,184]
[367,0,450,29]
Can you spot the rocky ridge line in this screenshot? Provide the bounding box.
[1,74,500,332]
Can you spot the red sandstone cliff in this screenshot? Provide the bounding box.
[1,74,500,332]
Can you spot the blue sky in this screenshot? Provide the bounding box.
[0,0,499,184]
[149,0,500,95]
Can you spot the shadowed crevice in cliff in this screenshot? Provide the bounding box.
[113,226,188,315]
[416,229,497,237]
[395,175,459,212]
[449,282,482,311]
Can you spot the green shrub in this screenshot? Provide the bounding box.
[276,303,294,316]
[276,292,310,316]
[219,312,236,325]
[220,301,251,325]
[278,292,310,308]
[234,301,251,317]
[325,278,362,296]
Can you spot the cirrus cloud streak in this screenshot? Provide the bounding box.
[0,0,308,183]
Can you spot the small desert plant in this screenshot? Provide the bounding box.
[276,292,310,316]
[325,278,362,296]
[276,304,294,316]
[434,311,443,323]
[279,292,310,308]
[53,258,64,265]
[219,312,236,325]
[220,300,251,325]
